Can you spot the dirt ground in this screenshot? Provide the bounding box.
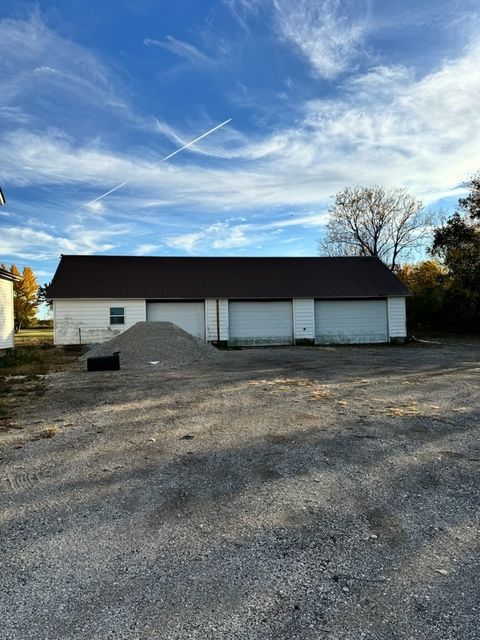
[1,341,479,640]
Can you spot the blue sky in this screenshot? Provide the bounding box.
[1,0,480,285]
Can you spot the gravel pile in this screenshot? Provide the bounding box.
[80,321,222,369]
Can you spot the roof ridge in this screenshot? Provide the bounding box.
[60,254,382,260]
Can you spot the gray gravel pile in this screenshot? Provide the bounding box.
[80,321,221,369]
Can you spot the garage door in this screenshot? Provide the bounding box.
[315,300,388,344]
[146,302,205,339]
[229,301,293,346]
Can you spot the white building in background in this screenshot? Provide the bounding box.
[47,255,410,347]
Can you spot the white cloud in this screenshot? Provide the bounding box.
[153,118,284,160]
[165,212,330,253]
[0,105,30,124]
[134,243,161,256]
[0,224,130,261]
[0,15,131,122]
[226,0,369,77]
[166,220,251,252]
[165,232,203,253]
[1,18,480,224]
[84,200,105,214]
[263,212,330,229]
[273,0,370,78]
[224,0,263,33]
[144,36,216,67]
[301,41,480,196]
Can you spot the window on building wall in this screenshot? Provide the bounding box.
[109,307,125,325]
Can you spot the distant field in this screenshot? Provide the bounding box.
[14,327,53,346]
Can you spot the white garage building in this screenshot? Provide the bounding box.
[47,255,410,346]
[0,266,18,354]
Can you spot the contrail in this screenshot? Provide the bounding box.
[160,118,232,162]
[87,118,232,206]
[89,182,127,205]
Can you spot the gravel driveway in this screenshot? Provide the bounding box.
[1,341,479,639]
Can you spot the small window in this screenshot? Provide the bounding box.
[110,307,125,325]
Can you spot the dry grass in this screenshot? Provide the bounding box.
[35,426,60,439]
[14,327,53,347]
[0,345,78,377]
[248,377,332,399]
[386,402,421,417]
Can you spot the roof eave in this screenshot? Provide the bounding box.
[0,268,21,282]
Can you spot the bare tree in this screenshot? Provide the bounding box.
[319,186,431,270]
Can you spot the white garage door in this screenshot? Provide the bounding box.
[146,302,205,339]
[315,300,388,344]
[229,301,293,346]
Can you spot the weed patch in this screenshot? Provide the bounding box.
[0,346,77,432]
[0,346,77,377]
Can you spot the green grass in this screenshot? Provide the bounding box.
[14,327,53,347]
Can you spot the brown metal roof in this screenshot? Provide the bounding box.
[47,255,411,299]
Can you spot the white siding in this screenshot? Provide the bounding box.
[54,299,146,345]
[315,300,388,344]
[0,277,15,350]
[146,301,205,338]
[293,299,315,342]
[229,301,293,346]
[205,299,229,341]
[387,297,407,338]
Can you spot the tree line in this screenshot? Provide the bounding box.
[399,175,480,333]
[319,173,480,333]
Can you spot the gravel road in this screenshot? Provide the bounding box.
[1,340,479,639]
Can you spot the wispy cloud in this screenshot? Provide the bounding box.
[165,212,330,253]
[4,32,480,213]
[154,118,284,160]
[273,0,370,78]
[0,224,130,261]
[0,105,30,124]
[2,11,480,263]
[144,36,216,67]
[227,0,370,78]
[0,15,132,127]
[166,220,251,252]
[134,243,161,256]
[223,0,263,33]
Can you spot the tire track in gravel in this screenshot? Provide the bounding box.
[1,465,42,494]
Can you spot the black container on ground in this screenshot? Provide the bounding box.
[87,352,120,371]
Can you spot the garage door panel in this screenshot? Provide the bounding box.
[315,300,387,344]
[146,302,205,339]
[229,301,293,346]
